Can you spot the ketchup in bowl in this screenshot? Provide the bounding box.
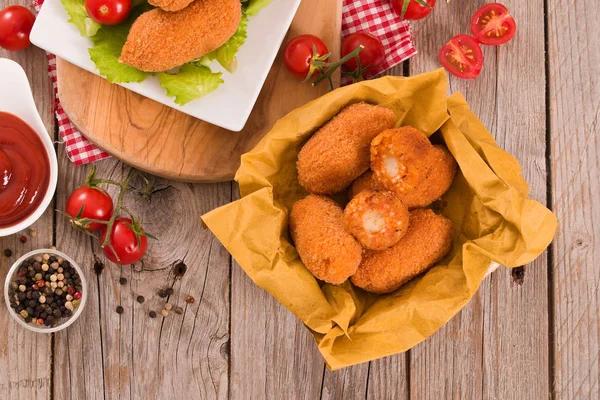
[0,112,50,228]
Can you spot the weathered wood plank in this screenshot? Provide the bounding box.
[548,0,600,398]
[229,185,325,400]
[367,354,409,400]
[321,364,369,400]
[408,0,550,398]
[53,158,231,399]
[0,2,54,397]
[481,1,550,398]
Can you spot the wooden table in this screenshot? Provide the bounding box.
[0,0,597,398]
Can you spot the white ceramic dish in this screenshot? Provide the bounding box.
[0,59,58,237]
[4,249,88,333]
[30,0,302,132]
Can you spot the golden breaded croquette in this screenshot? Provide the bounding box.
[149,0,194,12]
[290,195,363,285]
[370,127,432,195]
[351,146,457,209]
[297,103,397,194]
[120,0,242,72]
[343,190,410,251]
[348,171,383,199]
[396,145,457,208]
[351,209,453,294]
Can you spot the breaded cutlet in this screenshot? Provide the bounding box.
[120,0,241,72]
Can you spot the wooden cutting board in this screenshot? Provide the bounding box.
[56,0,342,182]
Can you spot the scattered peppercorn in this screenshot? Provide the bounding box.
[165,288,174,296]
[3,249,12,257]
[185,295,195,304]
[157,290,168,298]
[160,309,169,317]
[173,306,184,315]
[119,277,127,285]
[93,259,104,275]
[19,236,27,244]
[164,303,172,311]
[173,261,187,278]
[149,311,157,318]
[116,306,124,314]
[29,229,37,238]
[136,296,145,304]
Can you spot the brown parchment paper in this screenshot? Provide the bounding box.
[201,69,557,370]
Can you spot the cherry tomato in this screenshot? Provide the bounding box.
[0,6,35,51]
[283,34,329,79]
[101,218,148,265]
[85,0,132,25]
[392,0,436,21]
[341,32,385,75]
[470,3,516,45]
[439,34,484,79]
[66,186,114,231]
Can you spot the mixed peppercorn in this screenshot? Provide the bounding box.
[8,253,83,328]
[115,280,195,319]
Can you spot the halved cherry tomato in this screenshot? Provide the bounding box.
[470,3,516,45]
[439,34,484,79]
[0,5,36,51]
[341,32,385,76]
[391,0,436,21]
[284,34,329,79]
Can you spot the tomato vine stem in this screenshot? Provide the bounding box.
[310,45,364,90]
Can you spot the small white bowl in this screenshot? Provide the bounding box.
[4,249,88,333]
[0,58,58,237]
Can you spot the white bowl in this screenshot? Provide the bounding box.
[30,0,302,131]
[4,249,88,333]
[0,58,58,237]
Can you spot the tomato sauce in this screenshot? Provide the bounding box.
[0,112,50,228]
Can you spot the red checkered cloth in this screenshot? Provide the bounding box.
[342,0,417,84]
[33,0,415,165]
[33,0,111,166]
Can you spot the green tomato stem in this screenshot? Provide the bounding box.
[311,45,364,89]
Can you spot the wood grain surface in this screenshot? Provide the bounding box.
[548,0,600,398]
[56,0,342,183]
[0,0,599,398]
[0,4,54,397]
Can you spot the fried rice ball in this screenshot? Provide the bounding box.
[352,146,458,209]
[351,208,453,294]
[343,190,409,251]
[120,0,242,72]
[297,103,397,194]
[290,195,362,285]
[348,171,383,199]
[396,145,458,208]
[370,127,432,195]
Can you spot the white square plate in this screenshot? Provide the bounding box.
[30,0,301,131]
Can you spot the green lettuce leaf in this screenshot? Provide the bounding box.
[87,5,151,83]
[88,23,149,83]
[245,0,272,16]
[205,12,248,72]
[158,64,224,106]
[60,0,101,37]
